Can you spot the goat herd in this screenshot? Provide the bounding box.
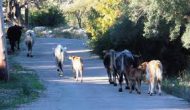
[103,49,163,96]
[6,25,163,96]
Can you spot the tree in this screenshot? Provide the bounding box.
[0,0,9,81]
[5,0,42,26]
[62,0,94,28]
[6,0,26,25]
[84,0,125,39]
[128,0,190,49]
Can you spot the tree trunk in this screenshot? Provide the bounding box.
[25,4,29,28]
[6,0,25,25]
[15,2,22,25]
[75,12,82,28]
[77,17,82,28]
[0,0,9,81]
[6,0,14,23]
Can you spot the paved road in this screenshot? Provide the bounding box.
[15,38,189,110]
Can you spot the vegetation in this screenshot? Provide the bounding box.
[62,0,93,28]
[30,5,66,27]
[77,0,190,77]
[162,70,190,102]
[64,0,190,101]
[0,57,44,109]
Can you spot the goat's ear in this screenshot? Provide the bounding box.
[68,56,72,59]
[63,47,67,50]
[103,50,107,53]
[133,54,141,58]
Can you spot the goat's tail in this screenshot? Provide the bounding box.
[155,61,163,81]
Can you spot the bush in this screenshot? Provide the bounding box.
[0,59,44,109]
[91,16,143,56]
[90,15,189,77]
[30,6,66,27]
[162,71,190,102]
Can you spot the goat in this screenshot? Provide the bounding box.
[7,25,23,52]
[69,56,84,82]
[54,44,67,77]
[25,30,35,57]
[139,60,163,96]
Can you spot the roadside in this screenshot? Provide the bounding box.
[162,70,190,102]
[0,55,44,109]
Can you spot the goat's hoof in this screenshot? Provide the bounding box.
[125,86,130,89]
[30,55,33,57]
[119,88,123,92]
[129,91,132,94]
[150,93,153,96]
[135,88,138,91]
[57,69,60,71]
[114,83,117,86]
[137,92,141,94]
[132,86,135,90]
[27,54,29,57]
[159,93,162,96]
[109,81,114,84]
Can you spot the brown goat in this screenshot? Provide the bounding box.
[126,66,146,94]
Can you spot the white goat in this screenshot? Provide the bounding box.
[25,30,35,57]
[54,44,67,77]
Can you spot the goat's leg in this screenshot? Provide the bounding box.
[136,80,141,94]
[158,79,162,95]
[150,79,155,96]
[107,69,113,84]
[76,70,79,81]
[129,80,132,93]
[148,81,151,94]
[124,72,129,89]
[80,69,83,83]
[17,40,20,50]
[118,73,123,92]
[113,70,117,86]
[10,41,15,52]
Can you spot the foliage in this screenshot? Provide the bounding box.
[62,0,94,28]
[162,70,190,102]
[182,23,190,49]
[128,0,190,49]
[92,12,189,76]
[30,5,66,27]
[85,0,125,39]
[35,0,190,76]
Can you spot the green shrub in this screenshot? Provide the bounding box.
[0,61,44,109]
[162,71,190,102]
[30,6,66,27]
[90,15,189,77]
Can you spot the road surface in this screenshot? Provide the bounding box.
[15,38,190,110]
